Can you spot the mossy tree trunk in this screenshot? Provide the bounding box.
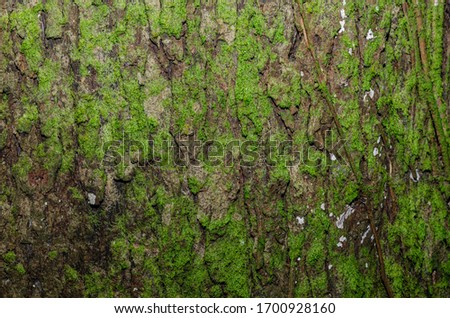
[0,0,449,297]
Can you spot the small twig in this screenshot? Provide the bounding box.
[410,0,450,177]
[296,0,395,297]
[294,1,360,183]
[367,201,394,297]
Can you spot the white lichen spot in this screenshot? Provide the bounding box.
[343,0,346,5]
[336,205,355,229]
[300,71,305,77]
[340,9,347,19]
[348,47,353,55]
[377,136,381,144]
[296,216,305,226]
[361,225,371,244]
[434,0,439,6]
[320,203,326,211]
[328,264,333,270]
[329,213,333,217]
[366,29,374,40]
[409,169,421,182]
[339,20,345,34]
[363,90,374,102]
[297,257,301,261]
[365,262,368,268]
[330,153,337,161]
[87,193,96,205]
[337,237,346,248]
[44,202,48,206]
[373,147,379,156]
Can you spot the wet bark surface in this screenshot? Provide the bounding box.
[0,0,449,297]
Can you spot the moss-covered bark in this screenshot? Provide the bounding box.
[0,0,448,297]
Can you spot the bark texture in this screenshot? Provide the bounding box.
[0,0,449,297]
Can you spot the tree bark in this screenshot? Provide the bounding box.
[0,0,448,297]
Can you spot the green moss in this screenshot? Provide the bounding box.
[217,0,237,25]
[174,260,209,297]
[44,0,67,38]
[12,154,33,180]
[204,217,250,297]
[303,0,323,14]
[187,176,202,195]
[306,238,325,267]
[336,256,366,297]
[9,3,43,73]
[385,257,404,296]
[343,181,359,204]
[77,125,103,160]
[308,272,328,296]
[270,164,290,183]
[48,250,58,261]
[288,231,306,260]
[269,73,302,109]
[35,137,63,174]
[65,265,79,281]
[127,170,151,204]
[74,0,93,9]
[158,0,187,38]
[230,2,274,137]
[1,0,447,298]
[3,251,16,263]
[0,129,5,150]
[16,263,26,275]
[0,98,6,120]
[17,102,38,134]
[0,13,12,60]
[69,187,84,201]
[38,59,60,97]
[113,0,126,10]
[124,2,147,27]
[83,271,113,297]
[110,238,130,271]
[270,15,287,44]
